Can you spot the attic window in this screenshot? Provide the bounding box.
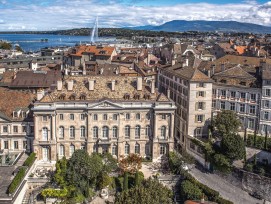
[80,93,87,100]
[124,93,130,100]
[99,50,106,54]
[134,93,140,100]
[220,79,227,84]
[144,94,151,100]
[13,111,18,118]
[240,81,246,86]
[70,93,76,100]
[59,94,66,100]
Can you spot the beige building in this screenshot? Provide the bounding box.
[32,75,176,162]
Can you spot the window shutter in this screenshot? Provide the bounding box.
[195,102,198,110]
[203,91,206,97]
[203,102,206,110]
[195,115,197,123]
[203,115,205,122]
[196,92,199,98]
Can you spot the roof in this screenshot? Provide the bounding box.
[213,65,256,79]
[70,45,115,57]
[9,70,62,88]
[0,87,35,120]
[214,55,271,66]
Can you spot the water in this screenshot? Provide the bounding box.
[0,34,117,52]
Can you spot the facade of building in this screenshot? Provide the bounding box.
[32,75,176,162]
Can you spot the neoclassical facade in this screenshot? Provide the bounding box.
[32,75,176,162]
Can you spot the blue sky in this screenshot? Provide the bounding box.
[0,0,271,30]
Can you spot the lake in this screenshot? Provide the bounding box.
[0,34,117,52]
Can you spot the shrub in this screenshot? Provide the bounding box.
[258,167,265,176]
[246,134,271,151]
[23,153,36,167]
[180,180,202,200]
[244,163,253,172]
[215,196,234,204]
[8,167,26,194]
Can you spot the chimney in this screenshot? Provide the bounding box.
[212,65,215,75]
[67,80,73,91]
[89,80,94,91]
[172,59,176,66]
[82,62,86,75]
[57,80,62,91]
[167,89,170,98]
[221,63,225,72]
[151,80,155,94]
[112,80,116,91]
[37,89,45,101]
[185,58,189,66]
[137,77,142,91]
[65,68,68,75]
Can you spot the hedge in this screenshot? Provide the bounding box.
[215,197,234,204]
[23,153,36,167]
[8,167,26,194]
[246,134,271,152]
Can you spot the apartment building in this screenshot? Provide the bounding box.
[32,75,176,162]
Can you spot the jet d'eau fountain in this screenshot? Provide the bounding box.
[90,16,98,44]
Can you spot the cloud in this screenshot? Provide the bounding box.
[0,0,270,31]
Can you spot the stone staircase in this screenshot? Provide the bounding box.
[15,153,28,169]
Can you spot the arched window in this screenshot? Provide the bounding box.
[135,125,140,138]
[103,114,108,120]
[93,114,98,121]
[136,113,140,120]
[42,127,48,141]
[69,126,75,138]
[80,126,86,137]
[125,143,130,155]
[161,126,166,139]
[102,126,109,138]
[126,113,130,120]
[145,125,150,137]
[113,126,118,138]
[135,143,140,154]
[125,125,130,138]
[93,126,98,138]
[69,144,75,156]
[59,126,64,139]
[59,144,65,157]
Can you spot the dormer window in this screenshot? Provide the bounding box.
[144,94,150,100]
[70,93,76,100]
[13,111,18,118]
[59,93,66,100]
[240,81,246,86]
[134,93,140,100]
[220,79,227,84]
[22,111,27,118]
[80,93,86,100]
[124,93,130,100]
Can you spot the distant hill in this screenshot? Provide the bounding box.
[128,20,271,34]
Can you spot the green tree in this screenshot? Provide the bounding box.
[135,171,139,186]
[0,42,12,50]
[101,152,118,173]
[123,172,129,191]
[213,154,231,173]
[115,178,173,204]
[220,133,246,162]
[212,110,241,136]
[180,180,203,201]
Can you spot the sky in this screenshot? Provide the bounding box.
[0,0,271,31]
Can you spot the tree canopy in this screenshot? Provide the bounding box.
[212,110,241,136]
[119,153,142,174]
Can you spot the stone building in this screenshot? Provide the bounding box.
[32,75,176,162]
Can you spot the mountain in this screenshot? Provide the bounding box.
[128,20,271,34]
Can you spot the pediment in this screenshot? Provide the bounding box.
[88,100,123,109]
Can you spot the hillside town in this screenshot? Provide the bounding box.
[1,32,271,204]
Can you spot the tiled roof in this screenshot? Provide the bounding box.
[213,65,256,79]
[70,45,115,57]
[214,55,271,66]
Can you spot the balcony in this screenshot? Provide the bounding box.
[98,138,111,144]
[39,140,52,144]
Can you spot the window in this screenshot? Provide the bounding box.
[80,114,85,120]
[264,112,269,120]
[126,113,130,120]
[160,144,166,155]
[197,102,205,110]
[93,127,98,138]
[251,93,256,101]
[93,144,97,152]
[70,114,74,120]
[113,114,118,120]
[162,114,166,119]
[198,91,205,97]
[125,126,130,138]
[22,126,27,132]
[3,126,8,133]
[69,126,75,138]
[112,145,117,156]
[135,143,140,154]
[4,141,8,149]
[113,126,118,138]
[59,114,64,120]
[240,104,245,113]
[125,143,130,155]
[240,92,246,99]
[135,125,140,138]
[264,101,270,108]
[266,89,271,97]
[145,125,151,137]
[196,115,204,123]
[14,141,18,149]
[13,126,18,133]
[70,145,75,157]
[221,90,226,97]
[59,145,64,157]
[220,101,225,109]
[160,126,166,139]
[59,126,64,138]
[42,116,47,121]
[103,114,108,120]
[23,141,27,149]
[136,113,140,120]
[80,126,86,137]
[146,113,150,120]
[212,100,216,108]
[249,105,256,114]
[230,103,235,111]
[93,114,98,120]
[102,126,109,138]
[195,127,202,136]
[42,127,48,141]
[198,82,205,87]
[231,91,236,98]
[248,118,255,129]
